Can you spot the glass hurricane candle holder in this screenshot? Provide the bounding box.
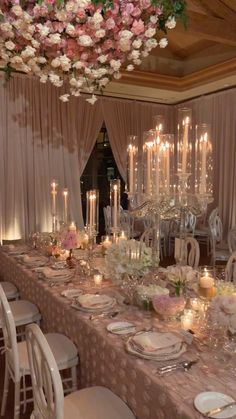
[127,135,138,198]
[86,189,99,238]
[110,179,121,233]
[177,108,192,175]
[198,266,216,300]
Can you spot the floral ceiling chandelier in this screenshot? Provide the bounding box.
[0,0,186,103]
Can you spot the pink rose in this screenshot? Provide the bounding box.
[106,18,115,30]
[131,7,141,17]
[125,3,134,14]
[131,19,144,35]
[77,9,86,19]
[140,0,151,9]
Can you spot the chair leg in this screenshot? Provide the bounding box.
[1,360,10,416]
[14,381,21,419]
[71,365,77,392]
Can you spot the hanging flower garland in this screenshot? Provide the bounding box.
[0,0,186,103]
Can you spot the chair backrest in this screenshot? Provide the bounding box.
[185,212,196,234]
[140,228,153,248]
[208,207,219,226]
[228,227,236,253]
[26,323,64,419]
[225,251,236,283]
[0,284,20,382]
[183,237,200,269]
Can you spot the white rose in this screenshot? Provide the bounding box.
[159,37,168,48]
[126,64,134,71]
[65,1,75,12]
[31,40,40,49]
[98,55,107,63]
[66,23,76,36]
[77,0,91,7]
[119,30,133,40]
[11,5,23,16]
[51,57,61,68]
[60,94,70,102]
[78,35,93,46]
[110,59,121,71]
[99,77,109,87]
[40,74,48,83]
[165,16,176,29]
[119,38,131,52]
[73,61,84,69]
[150,15,158,24]
[113,72,121,80]
[37,24,50,37]
[95,29,105,38]
[130,50,140,60]
[132,39,142,49]
[49,34,61,44]
[133,59,142,65]
[5,41,15,51]
[10,56,23,64]
[21,46,36,59]
[92,11,103,26]
[37,56,47,64]
[145,28,156,38]
[1,23,12,32]
[97,68,107,77]
[145,38,158,49]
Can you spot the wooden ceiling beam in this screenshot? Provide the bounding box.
[120,57,236,91]
[174,10,236,47]
[196,0,236,21]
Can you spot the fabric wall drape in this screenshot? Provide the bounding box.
[0,74,103,239]
[101,97,174,181]
[178,88,236,234]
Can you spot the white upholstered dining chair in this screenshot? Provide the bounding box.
[26,322,135,419]
[183,237,200,269]
[0,281,19,300]
[228,227,236,253]
[0,285,78,419]
[209,213,230,265]
[225,251,236,283]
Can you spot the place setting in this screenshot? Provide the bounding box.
[71,293,117,314]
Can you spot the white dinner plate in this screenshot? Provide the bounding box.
[77,294,115,310]
[194,392,236,418]
[107,322,136,335]
[61,289,83,299]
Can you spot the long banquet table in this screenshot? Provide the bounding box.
[1,249,236,419]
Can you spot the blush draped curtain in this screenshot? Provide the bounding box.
[0,74,103,240]
[177,88,236,234]
[101,97,174,181]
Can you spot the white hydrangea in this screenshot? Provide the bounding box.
[119,38,131,52]
[129,50,140,60]
[78,35,93,46]
[60,55,71,71]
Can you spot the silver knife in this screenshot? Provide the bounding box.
[205,401,236,417]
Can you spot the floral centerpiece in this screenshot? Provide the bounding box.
[61,227,77,257]
[0,0,186,102]
[152,294,186,319]
[162,265,197,296]
[210,295,236,333]
[105,239,152,283]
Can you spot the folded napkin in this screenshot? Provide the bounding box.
[131,332,182,354]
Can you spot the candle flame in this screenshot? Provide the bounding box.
[128,144,136,152]
[183,116,190,125]
[89,193,96,200]
[145,141,153,149]
[63,189,68,196]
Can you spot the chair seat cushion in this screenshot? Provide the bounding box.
[0,300,41,327]
[64,386,135,419]
[14,333,78,373]
[0,282,19,300]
